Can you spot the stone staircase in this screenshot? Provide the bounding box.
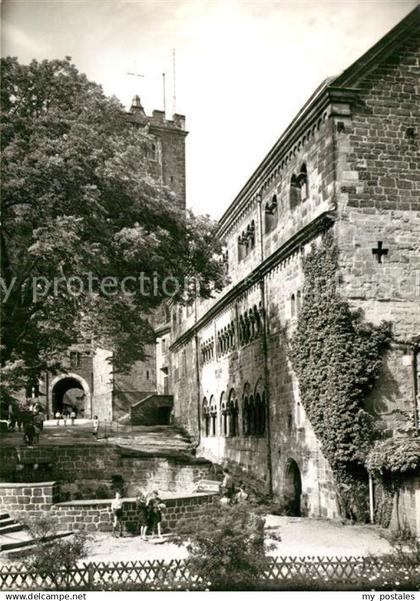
[0,512,72,559]
[111,424,195,454]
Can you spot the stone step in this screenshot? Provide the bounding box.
[0,513,10,521]
[0,530,72,552]
[0,517,17,527]
[0,533,72,559]
[0,523,23,536]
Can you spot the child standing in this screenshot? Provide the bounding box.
[135,493,148,539]
[146,491,165,539]
[111,492,123,537]
[92,415,99,440]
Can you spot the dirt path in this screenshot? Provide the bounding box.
[265,516,392,557]
[79,516,392,564]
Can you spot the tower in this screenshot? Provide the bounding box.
[128,95,188,209]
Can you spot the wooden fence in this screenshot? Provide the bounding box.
[0,556,418,590]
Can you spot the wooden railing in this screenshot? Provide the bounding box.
[0,556,418,590]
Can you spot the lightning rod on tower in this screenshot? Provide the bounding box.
[162,72,166,115]
[172,48,176,115]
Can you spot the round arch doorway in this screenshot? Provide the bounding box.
[51,375,89,416]
[284,458,302,517]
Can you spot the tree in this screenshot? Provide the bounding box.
[0,57,223,396]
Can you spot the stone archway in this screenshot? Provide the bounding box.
[284,458,302,516]
[51,374,90,416]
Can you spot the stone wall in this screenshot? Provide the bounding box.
[0,445,214,499]
[130,395,173,426]
[171,22,420,522]
[389,476,420,536]
[0,481,59,516]
[50,493,217,533]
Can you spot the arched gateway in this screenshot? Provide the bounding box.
[284,458,302,517]
[50,374,90,416]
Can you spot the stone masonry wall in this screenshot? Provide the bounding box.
[0,445,213,499]
[50,493,217,534]
[389,476,420,536]
[0,482,59,516]
[335,33,420,424]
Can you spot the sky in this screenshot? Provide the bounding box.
[1,0,418,219]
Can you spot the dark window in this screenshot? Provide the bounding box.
[289,175,300,209]
[291,294,296,317]
[265,195,278,233]
[297,163,308,201]
[70,351,80,368]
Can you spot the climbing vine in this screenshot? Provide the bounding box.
[289,231,391,520]
[366,437,420,527]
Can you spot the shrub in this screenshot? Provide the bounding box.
[22,516,90,590]
[174,502,273,590]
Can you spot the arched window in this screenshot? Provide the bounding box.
[228,389,238,437]
[297,290,302,312]
[265,194,278,233]
[249,309,255,339]
[238,235,246,262]
[248,395,256,435]
[253,305,261,336]
[210,396,217,436]
[202,397,210,437]
[289,174,300,209]
[255,392,266,435]
[297,163,308,201]
[243,396,250,435]
[247,221,256,251]
[220,392,227,437]
[291,293,296,317]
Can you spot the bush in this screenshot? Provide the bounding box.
[174,502,273,590]
[22,516,90,590]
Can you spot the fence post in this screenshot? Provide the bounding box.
[88,563,94,588]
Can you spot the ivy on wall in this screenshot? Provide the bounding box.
[289,231,391,520]
[366,437,420,527]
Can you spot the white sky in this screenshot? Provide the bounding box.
[1,0,418,218]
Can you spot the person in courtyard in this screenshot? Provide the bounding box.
[219,493,231,507]
[62,410,68,426]
[146,491,165,538]
[70,409,76,425]
[92,415,99,440]
[55,411,61,426]
[33,412,43,444]
[23,419,36,447]
[235,482,249,504]
[221,467,235,501]
[135,493,148,539]
[111,491,124,537]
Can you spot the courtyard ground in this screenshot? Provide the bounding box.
[0,420,192,453]
[78,516,392,564]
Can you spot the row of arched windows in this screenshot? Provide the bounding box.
[237,220,255,261]
[263,163,309,236]
[200,304,264,364]
[217,322,236,356]
[238,304,263,345]
[201,337,214,364]
[290,290,303,317]
[202,384,266,438]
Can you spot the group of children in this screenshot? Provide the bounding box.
[54,409,77,426]
[220,467,249,506]
[110,490,165,539]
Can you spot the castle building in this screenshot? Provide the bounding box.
[37,100,187,424]
[170,7,420,520]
